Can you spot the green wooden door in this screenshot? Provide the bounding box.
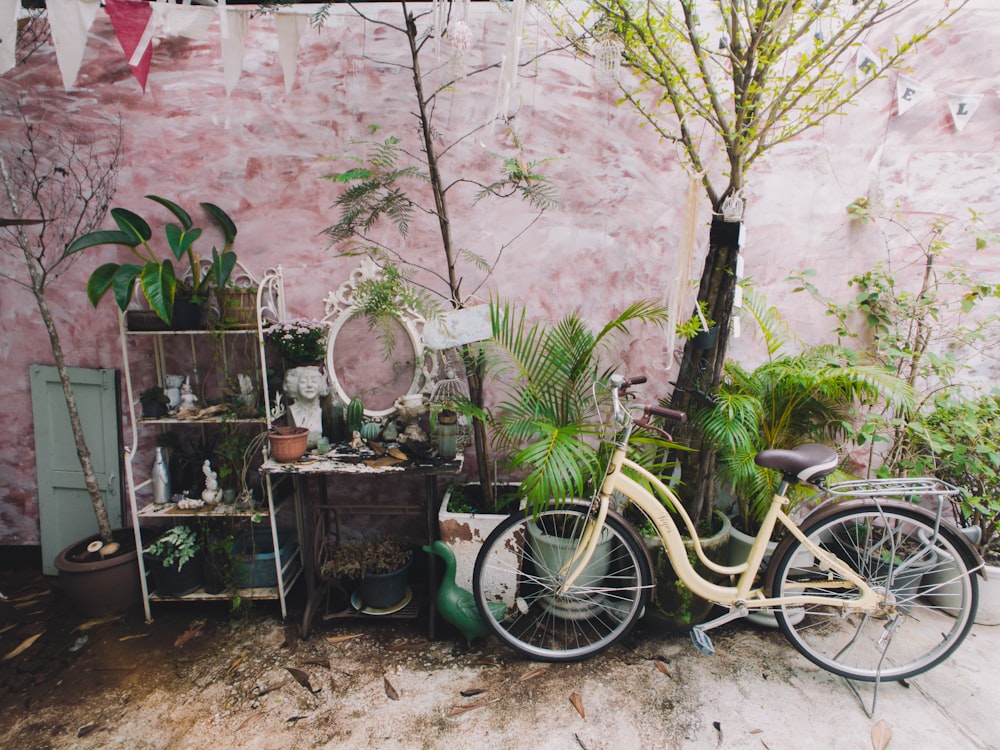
[30,365,122,575]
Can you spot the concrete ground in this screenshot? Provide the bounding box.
[1,564,996,750]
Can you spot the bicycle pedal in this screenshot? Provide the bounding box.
[690,627,715,656]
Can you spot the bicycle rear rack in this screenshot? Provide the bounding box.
[820,476,961,499]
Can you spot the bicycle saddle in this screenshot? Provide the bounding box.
[755,443,839,485]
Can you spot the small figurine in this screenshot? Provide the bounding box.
[350,430,364,450]
[201,459,222,504]
[178,376,198,410]
[164,374,184,410]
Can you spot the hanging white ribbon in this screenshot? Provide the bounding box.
[158,3,215,40]
[276,11,308,94]
[0,0,17,75]
[895,74,928,117]
[488,0,526,125]
[47,0,101,90]
[948,92,983,132]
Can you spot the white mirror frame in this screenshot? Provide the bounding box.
[322,259,437,420]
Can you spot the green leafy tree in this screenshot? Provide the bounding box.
[554,0,967,521]
[311,2,563,510]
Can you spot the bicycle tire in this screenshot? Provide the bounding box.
[472,504,651,662]
[769,502,979,682]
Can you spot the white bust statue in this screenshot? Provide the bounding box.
[283,365,330,447]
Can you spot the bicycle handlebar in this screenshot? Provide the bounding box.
[609,374,687,439]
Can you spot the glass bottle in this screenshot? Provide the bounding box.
[151,446,171,504]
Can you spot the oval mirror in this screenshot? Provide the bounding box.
[328,313,420,415]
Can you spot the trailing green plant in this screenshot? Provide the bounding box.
[674,301,715,340]
[482,297,671,518]
[695,288,915,532]
[70,195,238,325]
[145,525,199,571]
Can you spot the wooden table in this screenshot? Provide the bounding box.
[261,448,463,638]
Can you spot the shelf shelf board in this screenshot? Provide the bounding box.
[149,563,302,603]
[138,417,266,425]
[138,502,277,519]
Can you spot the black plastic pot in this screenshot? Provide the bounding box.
[146,550,204,596]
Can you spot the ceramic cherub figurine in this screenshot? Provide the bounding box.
[178,376,198,410]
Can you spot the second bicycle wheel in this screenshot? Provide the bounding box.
[473,505,651,662]
[769,502,979,682]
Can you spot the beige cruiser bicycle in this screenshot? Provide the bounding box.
[472,374,983,682]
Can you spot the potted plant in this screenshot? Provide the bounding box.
[263,317,329,367]
[139,385,171,419]
[320,535,413,610]
[695,290,914,542]
[144,524,203,596]
[69,194,238,327]
[482,297,672,519]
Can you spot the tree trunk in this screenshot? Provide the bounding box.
[669,217,743,523]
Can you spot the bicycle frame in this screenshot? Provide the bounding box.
[559,436,880,615]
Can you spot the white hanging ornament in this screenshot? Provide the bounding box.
[594,37,623,86]
[449,20,473,78]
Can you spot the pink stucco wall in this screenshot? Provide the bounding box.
[1,4,998,544]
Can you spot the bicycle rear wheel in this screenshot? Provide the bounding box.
[769,503,979,682]
[472,505,650,662]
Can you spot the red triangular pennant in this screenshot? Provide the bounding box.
[104,0,153,92]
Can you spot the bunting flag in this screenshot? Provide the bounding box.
[105,0,154,91]
[276,11,308,94]
[948,92,983,132]
[156,3,215,40]
[47,0,101,90]
[221,9,248,95]
[895,74,928,117]
[0,0,17,75]
[855,44,879,78]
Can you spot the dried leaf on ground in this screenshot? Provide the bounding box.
[173,620,205,648]
[871,719,892,750]
[653,659,671,676]
[256,679,289,697]
[519,666,549,682]
[460,688,488,698]
[388,639,426,651]
[287,667,321,694]
[118,633,149,642]
[446,698,499,717]
[326,633,362,644]
[3,631,42,660]
[384,676,400,700]
[74,615,122,631]
[570,692,585,718]
[77,722,98,738]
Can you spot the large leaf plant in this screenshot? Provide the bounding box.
[484,298,670,517]
[69,195,238,325]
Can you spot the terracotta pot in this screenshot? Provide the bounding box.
[54,529,141,617]
[268,426,309,463]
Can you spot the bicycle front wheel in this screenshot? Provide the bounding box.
[472,505,650,662]
[769,503,979,682]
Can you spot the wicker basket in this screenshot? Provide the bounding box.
[268,426,309,463]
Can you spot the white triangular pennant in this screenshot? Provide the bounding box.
[0,0,17,75]
[948,92,983,132]
[855,44,879,78]
[157,4,215,40]
[276,12,308,94]
[47,0,100,90]
[221,10,248,95]
[895,74,927,117]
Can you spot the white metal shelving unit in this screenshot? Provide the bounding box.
[120,266,300,621]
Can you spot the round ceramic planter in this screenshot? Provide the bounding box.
[54,529,142,617]
[268,426,309,462]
